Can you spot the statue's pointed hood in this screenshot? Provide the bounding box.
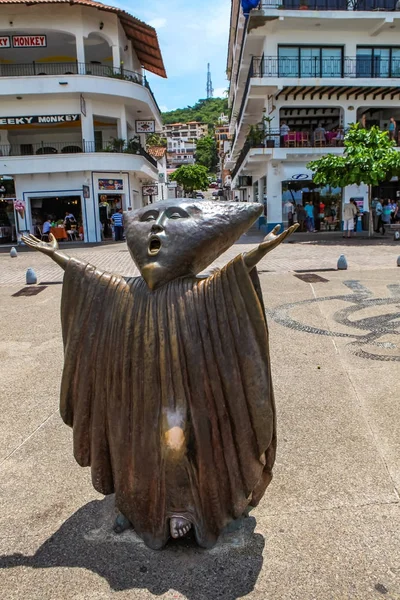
[124,200,263,289]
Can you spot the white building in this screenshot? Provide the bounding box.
[164,122,208,168]
[226,0,400,232]
[0,0,166,244]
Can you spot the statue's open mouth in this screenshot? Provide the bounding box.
[148,236,161,256]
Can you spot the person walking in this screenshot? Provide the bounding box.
[342,200,357,238]
[304,201,315,232]
[112,208,124,242]
[388,117,397,142]
[381,199,391,235]
[297,204,306,232]
[374,198,383,233]
[351,199,359,232]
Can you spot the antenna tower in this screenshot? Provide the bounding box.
[206,63,214,99]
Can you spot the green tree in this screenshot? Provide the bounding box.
[162,98,229,127]
[170,164,209,196]
[307,124,400,237]
[195,135,218,171]
[146,133,167,147]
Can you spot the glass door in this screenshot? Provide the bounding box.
[321,48,342,77]
[373,48,390,78]
[356,48,372,78]
[300,48,321,77]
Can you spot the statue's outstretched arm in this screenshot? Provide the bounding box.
[243,224,299,271]
[21,233,70,270]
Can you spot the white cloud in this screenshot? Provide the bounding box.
[213,87,228,98]
[159,105,170,113]
[148,17,167,29]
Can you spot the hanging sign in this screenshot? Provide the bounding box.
[136,120,155,134]
[0,36,10,48]
[0,114,80,126]
[99,179,123,191]
[142,184,158,196]
[12,35,47,48]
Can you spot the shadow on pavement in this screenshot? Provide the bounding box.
[0,498,265,599]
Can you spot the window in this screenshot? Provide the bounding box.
[356,47,400,78]
[278,46,343,78]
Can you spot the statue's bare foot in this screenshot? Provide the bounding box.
[170,516,192,539]
[113,512,132,534]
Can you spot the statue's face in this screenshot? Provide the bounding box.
[124,200,262,290]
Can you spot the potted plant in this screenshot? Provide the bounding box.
[247,125,265,147]
[299,1,309,8]
[263,116,276,148]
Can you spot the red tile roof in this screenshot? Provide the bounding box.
[0,0,166,78]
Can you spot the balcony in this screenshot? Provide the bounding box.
[0,62,161,113]
[252,56,400,79]
[258,0,398,10]
[231,126,400,180]
[0,139,158,168]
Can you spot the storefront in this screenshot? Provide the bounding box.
[0,177,16,244]
[282,180,342,232]
[94,174,129,240]
[30,195,82,241]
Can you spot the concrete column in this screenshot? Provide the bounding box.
[117,106,128,145]
[266,162,282,233]
[75,35,86,74]
[112,45,121,71]
[80,99,94,151]
[342,106,357,129]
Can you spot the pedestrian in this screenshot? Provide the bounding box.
[41,218,52,242]
[304,201,315,232]
[388,117,397,142]
[374,198,383,233]
[342,201,357,238]
[394,201,400,222]
[297,204,306,232]
[351,199,359,232]
[112,208,124,241]
[389,199,396,223]
[381,199,391,235]
[280,121,290,146]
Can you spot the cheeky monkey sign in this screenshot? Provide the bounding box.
[0,35,47,48]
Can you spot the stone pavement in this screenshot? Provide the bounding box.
[0,240,399,600]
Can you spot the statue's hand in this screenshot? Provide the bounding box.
[244,223,299,270]
[261,223,299,249]
[21,233,59,256]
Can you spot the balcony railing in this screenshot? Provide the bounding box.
[0,140,158,167]
[252,56,400,78]
[0,62,145,84]
[258,0,398,10]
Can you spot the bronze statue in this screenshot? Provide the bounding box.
[22,200,297,550]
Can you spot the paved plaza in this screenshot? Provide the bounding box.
[0,236,400,599]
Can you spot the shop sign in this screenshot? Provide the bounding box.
[158,173,165,183]
[136,120,155,134]
[291,174,310,180]
[0,114,80,126]
[12,35,47,48]
[0,36,10,48]
[142,185,158,196]
[98,179,123,191]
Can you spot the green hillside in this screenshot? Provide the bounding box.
[162,97,229,127]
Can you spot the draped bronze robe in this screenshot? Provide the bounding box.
[60,254,276,549]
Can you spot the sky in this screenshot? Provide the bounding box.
[113,0,231,111]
